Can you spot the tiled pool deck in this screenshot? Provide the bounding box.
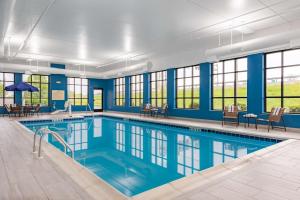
[1,111,300,199]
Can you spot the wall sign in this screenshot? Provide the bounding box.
[52,90,65,100]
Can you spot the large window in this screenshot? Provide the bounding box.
[115,77,125,106]
[150,71,167,107]
[130,74,143,107]
[212,58,247,111]
[176,65,200,109]
[23,74,49,106]
[265,49,300,113]
[0,72,14,106]
[68,77,88,106]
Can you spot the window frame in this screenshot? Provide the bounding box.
[130,74,144,107]
[264,49,300,113]
[150,70,167,107]
[0,72,15,106]
[23,74,49,106]
[114,77,126,106]
[175,65,200,109]
[67,77,89,106]
[211,57,248,111]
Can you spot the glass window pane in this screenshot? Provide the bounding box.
[23,74,30,82]
[266,52,281,68]
[266,68,282,97]
[266,98,281,112]
[177,99,183,108]
[68,85,74,98]
[283,66,300,96]
[224,60,235,73]
[284,98,300,113]
[185,86,192,97]
[185,99,192,109]
[41,84,48,98]
[5,73,14,81]
[237,72,247,82]
[68,78,74,84]
[75,85,81,98]
[82,86,88,98]
[75,78,81,85]
[236,98,247,111]
[82,79,88,85]
[224,83,234,97]
[193,86,200,98]
[185,67,192,77]
[236,81,247,97]
[213,99,222,110]
[193,66,200,76]
[41,76,48,83]
[32,75,40,82]
[213,62,223,74]
[236,58,247,71]
[224,98,234,108]
[193,98,199,108]
[284,49,300,66]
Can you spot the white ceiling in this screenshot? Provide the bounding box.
[1,0,300,78]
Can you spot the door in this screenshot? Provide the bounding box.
[93,88,103,112]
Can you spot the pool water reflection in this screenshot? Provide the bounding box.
[24,117,276,196]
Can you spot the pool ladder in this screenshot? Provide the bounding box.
[33,128,74,158]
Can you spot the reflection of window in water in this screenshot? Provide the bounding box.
[177,134,200,176]
[93,118,102,137]
[68,122,88,151]
[131,126,144,159]
[116,123,125,152]
[151,130,167,168]
[213,141,247,166]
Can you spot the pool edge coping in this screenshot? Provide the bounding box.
[14,113,298,199]
[131,138,296,199]
[14,120,129,200]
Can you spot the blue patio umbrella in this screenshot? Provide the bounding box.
[5,82,39,92]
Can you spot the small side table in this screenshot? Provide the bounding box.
[243,114,258,128]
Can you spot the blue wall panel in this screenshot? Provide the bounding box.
[1,58,300,128]
[104,54,300,128]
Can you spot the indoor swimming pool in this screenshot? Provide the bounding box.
[21,116,279,197]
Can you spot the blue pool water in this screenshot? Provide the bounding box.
[22,116,278,196]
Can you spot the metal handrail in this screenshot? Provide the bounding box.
[33,128,74,158]
[86,103,94,117]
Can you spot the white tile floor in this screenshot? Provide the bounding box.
[1,111,300,200]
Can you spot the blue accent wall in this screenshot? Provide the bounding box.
[1,56,300,129]
[50,63,67,111]
[105,54,300,128]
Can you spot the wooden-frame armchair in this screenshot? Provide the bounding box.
[222,105,239,127]
[256,107,286,132]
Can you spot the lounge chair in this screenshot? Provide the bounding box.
[159,104,168,117]
[140,103,151,116]
[10,105,22,117]
[256,107,286,132]
[222,105,239,127]
[4,104,12,117]
[33,104,41,116]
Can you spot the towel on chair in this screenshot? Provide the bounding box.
[228,105,235,112]
[272,107,281,116]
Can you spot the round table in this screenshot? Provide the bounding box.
[243,114,258,128]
